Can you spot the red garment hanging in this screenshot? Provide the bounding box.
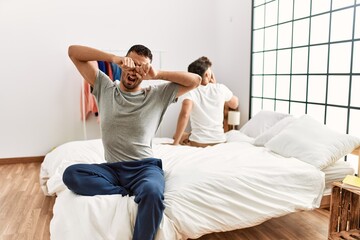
[81,80,99,120]
[81,61,99,121]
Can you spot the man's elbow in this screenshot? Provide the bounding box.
[180,111,191,120]
[68,45,81,60]
[234,96,239,108]
[68,45,75,58]
[227,96,239,110]
[191,74,201,89]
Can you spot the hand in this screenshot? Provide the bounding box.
[114,57,157,80]
[210,72,216,83]
[137,63,158,80]
[160,142,181,146]
[114,56,135,72]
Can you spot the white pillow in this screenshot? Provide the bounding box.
[240,110,290,138]
[253,116,296,146]
[265,115,360,169]
[226,130,255,144]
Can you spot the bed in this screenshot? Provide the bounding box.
[40,111,360,240]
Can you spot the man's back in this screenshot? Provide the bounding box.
[183,83,233,144]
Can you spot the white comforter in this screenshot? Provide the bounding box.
[40,137,325,240]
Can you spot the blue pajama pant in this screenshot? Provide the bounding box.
[62,158,165,240]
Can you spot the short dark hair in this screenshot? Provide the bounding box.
[126,44,153,63]
[187,56,212,77]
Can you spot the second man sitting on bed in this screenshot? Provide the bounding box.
[172,56,238,147]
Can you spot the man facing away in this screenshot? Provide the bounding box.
[172,56,238,147]
[63,44,201,240]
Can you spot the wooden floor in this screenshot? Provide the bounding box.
[0,163,55,240]
[0,162,330,240]
[195,209,329,240]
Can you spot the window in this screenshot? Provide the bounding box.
[251,0,360,169]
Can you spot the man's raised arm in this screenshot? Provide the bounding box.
[154,71,201,97]
[68,45,121,86]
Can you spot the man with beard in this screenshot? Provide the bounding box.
[63,44,201,240]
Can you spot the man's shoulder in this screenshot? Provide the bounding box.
[204,83,228,91]
[213,82,227,87]
[145,81,175,90]
[144,82,179,102]
[214,83,231,91]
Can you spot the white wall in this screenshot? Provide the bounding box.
[213,0,252,126]
[0,0,251,158]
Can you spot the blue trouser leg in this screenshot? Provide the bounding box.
[120,159,165,240]
[62,158,165,240]
[62,163,129,196]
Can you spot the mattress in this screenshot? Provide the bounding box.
[323,159,354,195]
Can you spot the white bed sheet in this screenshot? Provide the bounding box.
[41,138,325,240]
[322,159,354,195]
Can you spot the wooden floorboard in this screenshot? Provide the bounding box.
[194,209,330,240]
[0,163,55,240]
[0,162,330,240]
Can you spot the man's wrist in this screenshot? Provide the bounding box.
[155,70,166,80]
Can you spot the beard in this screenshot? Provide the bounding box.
[121,74,142,91]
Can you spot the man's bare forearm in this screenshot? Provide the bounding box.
[155,71,200,87]
[68,45,116,63]
[154,71,200,97]
[173,114,190,145]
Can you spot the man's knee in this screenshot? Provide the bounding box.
[62,165,79,188]
[135,182,164,205]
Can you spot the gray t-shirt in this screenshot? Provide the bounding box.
[92,70,179,163]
